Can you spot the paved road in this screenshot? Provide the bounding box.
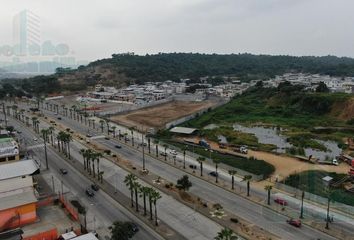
[8,102,344,239]
[4,110,225,240]
[5,114,163,240]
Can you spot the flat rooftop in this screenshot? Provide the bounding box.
[0,159,39,180]
[170,126,197,135]
[22,204,80,238]
[0,190,37,211]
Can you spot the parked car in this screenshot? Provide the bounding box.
[105,137,110,140]
[33,138,38,141]
[115,144,122,149]
[189,164,197,169]
[57,117,62,120]
[86,133,92,137]
[274,198,288,206]
[91,184,99,191]
[160,152,167,157]
[130,222,139,233]
[59,168,68,175]
[208,171,218,177]
[169,150,177,155]
[286,218,301,227]
[86,188,95,197]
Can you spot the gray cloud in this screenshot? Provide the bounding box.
[0,0,354,62]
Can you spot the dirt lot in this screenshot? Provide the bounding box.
[183,137,350,180]
[110,100,216,129]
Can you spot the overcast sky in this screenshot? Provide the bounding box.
[1,0,354,63]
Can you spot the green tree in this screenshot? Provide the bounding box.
[197,157,206,176]
[228,170,237,190]
[150,189,162,226]
[264,185,273,205]
[243,175,252,197]
[109,221,137,240]
[215,227,238,240]
[316,81,329,93]
[176,175,192,191]
[124,174,137,208]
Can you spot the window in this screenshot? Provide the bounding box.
[8,156,16,161]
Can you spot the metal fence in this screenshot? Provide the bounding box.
[275,182,354,216]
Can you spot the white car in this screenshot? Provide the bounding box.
[33,138,38,141]
[169,150,177,155]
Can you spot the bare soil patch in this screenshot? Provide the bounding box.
[110,100,216,129]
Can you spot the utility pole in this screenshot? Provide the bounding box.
[142,133,146,171]
[52,175,55,193]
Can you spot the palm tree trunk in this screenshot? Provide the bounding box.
[154,202,158,226]
[135,189,139,212]
[149,197,153,220]
[143,193,147,216]
[131,190,134,208]
[232,176,234,190]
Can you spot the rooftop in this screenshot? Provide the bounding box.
[0,190,37,211]
[71,233,99,240]
[170,126,197,134]
[22,204,80,239]
[0,159,39,181]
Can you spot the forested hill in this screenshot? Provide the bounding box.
[94,53,354,83]
[2,53,354,96]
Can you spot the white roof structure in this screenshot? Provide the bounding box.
[60,232,77,240]
[71,233,98,240]
[170,127,197,135]
[0,159,39,181]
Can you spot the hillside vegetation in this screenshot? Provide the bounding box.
[3,53,354,96]
[185,82,354,129]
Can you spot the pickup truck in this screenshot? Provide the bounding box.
[317,158,338,166]
[232,146,248,154]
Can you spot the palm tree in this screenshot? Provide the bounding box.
[48,126,55,146]
[264,185,272,205]
[99,119,104,133]
[147,137,151,154]
[147,188,154,220]
[124,174,137,208]
[197,157,206,176]
[154,140,159,157]
[228,170,237,190]
[163,144,168,161]
[129,127,135,146]
[215,227,238,240]
[133,181,141,212]
[41,128,50,170]
[80,149,87,170]
[112,126,117,138]
[105,120,110,135]
[213,159,221,183]
[243,175,252,197]
[150,189,162,226]
[95,152,103,179]
[182,146,187,169]
[64,132,72,159]
[139,186,150,216]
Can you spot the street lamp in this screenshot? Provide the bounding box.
[322,176,333,230]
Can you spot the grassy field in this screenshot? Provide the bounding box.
[284,170,354,206]
[165,140,275,178]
